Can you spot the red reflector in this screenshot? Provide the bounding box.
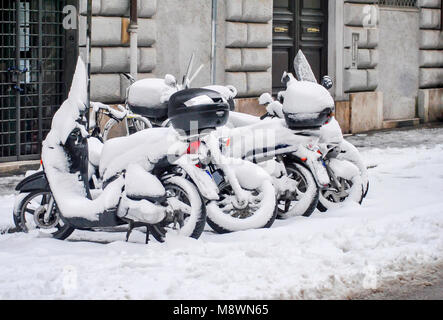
[40,159,43,166]
[187,140,201,154]
[301,157,307,162]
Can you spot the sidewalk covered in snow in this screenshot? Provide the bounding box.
[0,126,442,299]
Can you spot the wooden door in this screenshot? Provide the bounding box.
[272,0,328,94]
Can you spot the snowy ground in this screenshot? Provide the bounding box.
[0,127,442,300]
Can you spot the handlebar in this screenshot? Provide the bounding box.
[121,73,136,84]
[260,112,271,120]
[91,102,128,121]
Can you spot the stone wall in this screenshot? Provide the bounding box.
[342,0,379,94]
[377,7,420,120]
[154,0,212,89]
[417,0,443,123]
[79,0,157,103]
[223,0,273,97]
[418,0,442,89]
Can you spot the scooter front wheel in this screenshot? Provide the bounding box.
[277,163,319,218]
[317,172,363,212]
[206,179,277,234]
[149,176,206,242]
[13,190,74,240]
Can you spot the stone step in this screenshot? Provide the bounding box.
[383,118,421,129]
[0,160,40,177]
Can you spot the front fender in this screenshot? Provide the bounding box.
[174,155,220,201]
[328,158,360,181]
[15,171,49,193]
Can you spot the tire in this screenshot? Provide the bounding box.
[277,163,319,219]
[363,181,370,199]
[13,191,74,240]
[206,179,277,234]
[128,117,152,135]
[102,118,119,141]
[149,176,206,242]
[317,170,364,213]
[338,140,369,200]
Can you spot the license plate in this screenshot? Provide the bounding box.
[209,170,224,187]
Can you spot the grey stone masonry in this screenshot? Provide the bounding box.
[224,0,273,97]
[343,0,379,93]
[79,0,157,103]
[418,0,443,88]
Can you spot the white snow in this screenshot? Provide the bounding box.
[125,163,165,198]
[99,127,185,181]
[184,95,214,107]
[282,81,335,114]
[203,85,238,100]
[1,128,443,299]
[266,101,285,119]
[127,77,178,107]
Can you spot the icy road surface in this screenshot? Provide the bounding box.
[0,127,442,300]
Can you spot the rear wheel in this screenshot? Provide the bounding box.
[13,191,74,240]
[128,117,152,134]
[207,179,277,234]
[149,177,206,242]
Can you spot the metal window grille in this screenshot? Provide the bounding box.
[0,0,66,162]
[377,0,418,8]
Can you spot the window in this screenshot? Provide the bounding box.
[377,0,418,8]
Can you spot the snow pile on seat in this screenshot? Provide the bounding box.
[225,111,262,128]
[127,78,177,107]
[282,81,334,114]
[125,163,165,198]
[99,127,186,182]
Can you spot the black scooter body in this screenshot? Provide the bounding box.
[15,171,49,193]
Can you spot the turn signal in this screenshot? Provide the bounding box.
[187,140,201,154]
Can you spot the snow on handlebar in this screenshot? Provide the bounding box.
[91,102,128,121]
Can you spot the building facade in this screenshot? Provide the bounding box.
[0,0,442,163]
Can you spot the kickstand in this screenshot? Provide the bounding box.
[125,221,134,242]
[145,226,149,244]
[125,221,150,244]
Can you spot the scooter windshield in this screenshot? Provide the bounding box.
[41,57,124,221]
[293,50,318,84]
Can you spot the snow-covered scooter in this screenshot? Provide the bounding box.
[100,53,238,138]
[13,58,215,243]
[167,88,278,234]
[223,51,367,214]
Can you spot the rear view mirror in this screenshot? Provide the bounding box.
[281,71,291,86]
[259,93,273,106]
[164,74,177,87]
[321,76,333,90]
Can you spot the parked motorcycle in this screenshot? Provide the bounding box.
[13,58,213,243]
[167,88,278,234]
[99,54,238,139]
[220,51,366,215]
[100,61,278,234]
